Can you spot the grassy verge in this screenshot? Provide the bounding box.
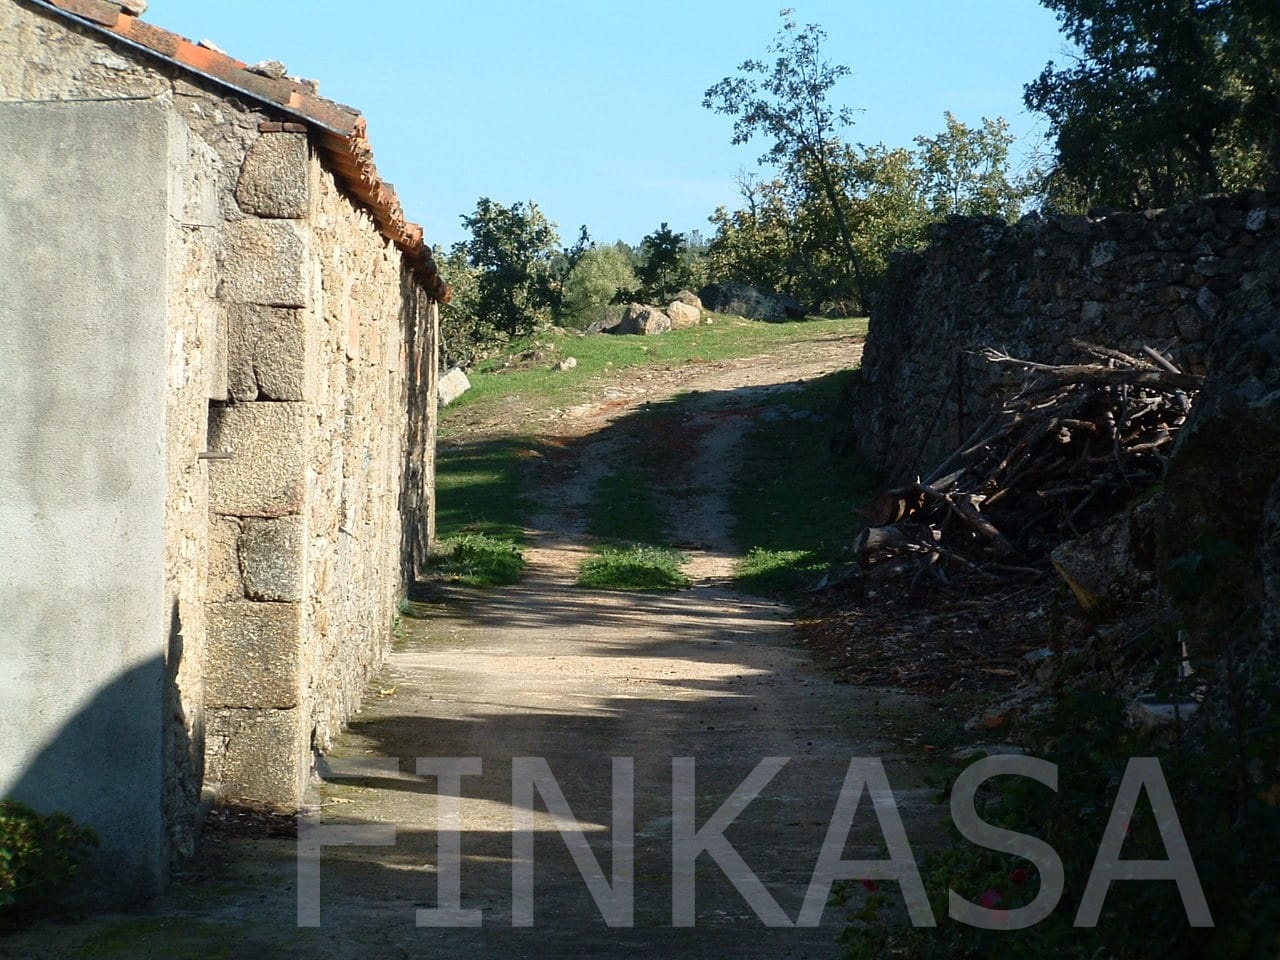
[585,461,670,545]
[431,435,540,585]
[434,435,540,541]
[577,545,690,591]
[729,369,880,595]
[441,316,868,433]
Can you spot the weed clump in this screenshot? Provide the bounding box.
[577,545,690,591]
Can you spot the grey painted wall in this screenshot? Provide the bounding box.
[0,97,171,901]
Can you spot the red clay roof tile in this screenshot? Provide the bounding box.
[24,0,448,301]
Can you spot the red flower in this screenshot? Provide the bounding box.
[860,879,880,893]
[1009,868,1029,885]
[979,888,1003,909]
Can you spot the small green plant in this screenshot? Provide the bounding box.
[577,544,690,591]
[429,533,526,587]
[734,546,832,595]
[0,799,97,918]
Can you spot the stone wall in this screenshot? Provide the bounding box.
[851,192,1280,481]
[205,128,437,807]
[162,109,223,861]
[1,0,439,892]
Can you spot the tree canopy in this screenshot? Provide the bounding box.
[704,12,1039,313]
[1026,0,1280,210]
[703,10,869,305]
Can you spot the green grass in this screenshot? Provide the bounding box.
[577,544,691,591]
[584,464,670,544]
[441,316,868,431]
[72,918,247,959]
[434,435,539,542]
[432,316,873,592]
[729,369,880,595]
[428,532,526,587]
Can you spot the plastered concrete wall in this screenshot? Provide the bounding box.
[0,96,171,900]
[851,193,1279,480]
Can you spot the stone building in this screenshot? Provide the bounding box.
[0,0,447,900]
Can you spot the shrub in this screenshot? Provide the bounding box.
[0,799,97,916]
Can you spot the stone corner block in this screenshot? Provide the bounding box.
[239,516,305,602]
[227,305,312,402]
[208,402,308,517]
[219,218,308,307]
[205,706,309,811]
[205,601,303,709]
[235,132,310,219]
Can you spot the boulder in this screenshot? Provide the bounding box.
[437,367,471,406]
[671,289,703,309]
[585,314,621,335]
[1050,501,1157,612]
[616,303,671,336]
[1158,236,1280,656]
[666,300,701,329]
[698,281,806,322]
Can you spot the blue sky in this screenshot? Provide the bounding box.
[152,1,1074,249]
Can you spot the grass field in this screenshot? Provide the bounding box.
[440,315,868,433]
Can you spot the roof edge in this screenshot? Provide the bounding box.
[22,0,450,301]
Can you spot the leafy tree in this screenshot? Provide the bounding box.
[560,244,638,328]
[816,142,930,307]
[544,224,592,323]
[457,198,560,339]
[1025,0,1280,209]
[435,244,485,366]
[706,173,797,295]
[914,112,1040,220]
[635,223,690,302]
[703,9,869,305]
[706,147,929,314]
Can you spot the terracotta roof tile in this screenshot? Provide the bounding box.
[23,0,448,300]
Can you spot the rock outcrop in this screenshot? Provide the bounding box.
[698,281,806,322]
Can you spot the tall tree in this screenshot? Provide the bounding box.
[1025,0,1280,210]
[706,173,797,295]
[636,223,690,302]
[458,198,560,338]
[703,10,869,305]
[544,224,592,323]
[560,244,637,328]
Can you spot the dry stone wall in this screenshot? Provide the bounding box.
[852,192,1280,481]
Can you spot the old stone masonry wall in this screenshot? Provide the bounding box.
[206,128,435,808]
[852,192,1279,481]
[2,0,436,862]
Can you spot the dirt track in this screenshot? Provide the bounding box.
[3,329,946,959]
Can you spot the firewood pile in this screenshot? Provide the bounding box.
[852,340,1203,586]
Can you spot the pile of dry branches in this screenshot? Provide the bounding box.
[853,339,1202,585]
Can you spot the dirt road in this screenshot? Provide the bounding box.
[3,329,944,959]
